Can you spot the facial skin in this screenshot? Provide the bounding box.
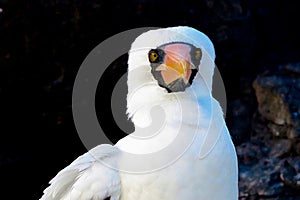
[148,42,202,93]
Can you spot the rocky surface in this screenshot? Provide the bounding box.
[237,63,300,199]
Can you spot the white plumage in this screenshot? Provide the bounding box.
[41,26,238,200]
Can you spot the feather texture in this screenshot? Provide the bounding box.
[41,144,121,200]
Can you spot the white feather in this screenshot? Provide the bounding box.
[40,144,121,200]
[41,26,238,200]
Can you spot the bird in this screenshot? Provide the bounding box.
[40,26,238,200]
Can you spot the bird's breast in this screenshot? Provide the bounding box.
[118,126,238,200]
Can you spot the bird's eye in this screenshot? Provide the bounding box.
[149,51,159,62]
[195,49,202,60]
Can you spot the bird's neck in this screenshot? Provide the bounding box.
[119,85,213,156]
[128,82,212,131]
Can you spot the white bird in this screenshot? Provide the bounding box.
[40,26,238,200]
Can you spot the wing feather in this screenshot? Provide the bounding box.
[41,144,121,200]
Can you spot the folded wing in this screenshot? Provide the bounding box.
[40,144,121,200]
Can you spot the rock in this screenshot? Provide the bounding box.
[284,157,300,190]
[280,160,299,189]
[294,143,300,156]
[238,155,300,198]
[236,130,288,198]
[267,123,289,137]
[253,64,300,150]
[242,64,300,198]
[236,141,264,165]
[239,158,284,198]
[287,157,300,172]
[253,75,293,126]
[268,139,292,158]
[251,111,272,140]
[287,127,300,139]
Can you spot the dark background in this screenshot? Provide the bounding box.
[0,0,299,199]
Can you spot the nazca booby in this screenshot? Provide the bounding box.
[40,26,238,200]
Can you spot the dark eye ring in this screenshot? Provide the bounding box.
[149,51,159,62]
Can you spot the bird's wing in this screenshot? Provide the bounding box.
[40,144,121,200]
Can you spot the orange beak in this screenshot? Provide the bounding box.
[156,43,192,85]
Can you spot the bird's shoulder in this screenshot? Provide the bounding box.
[41,144,121,200]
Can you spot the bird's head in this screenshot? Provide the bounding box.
[126,26,215,127]
[148,42,202,92]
